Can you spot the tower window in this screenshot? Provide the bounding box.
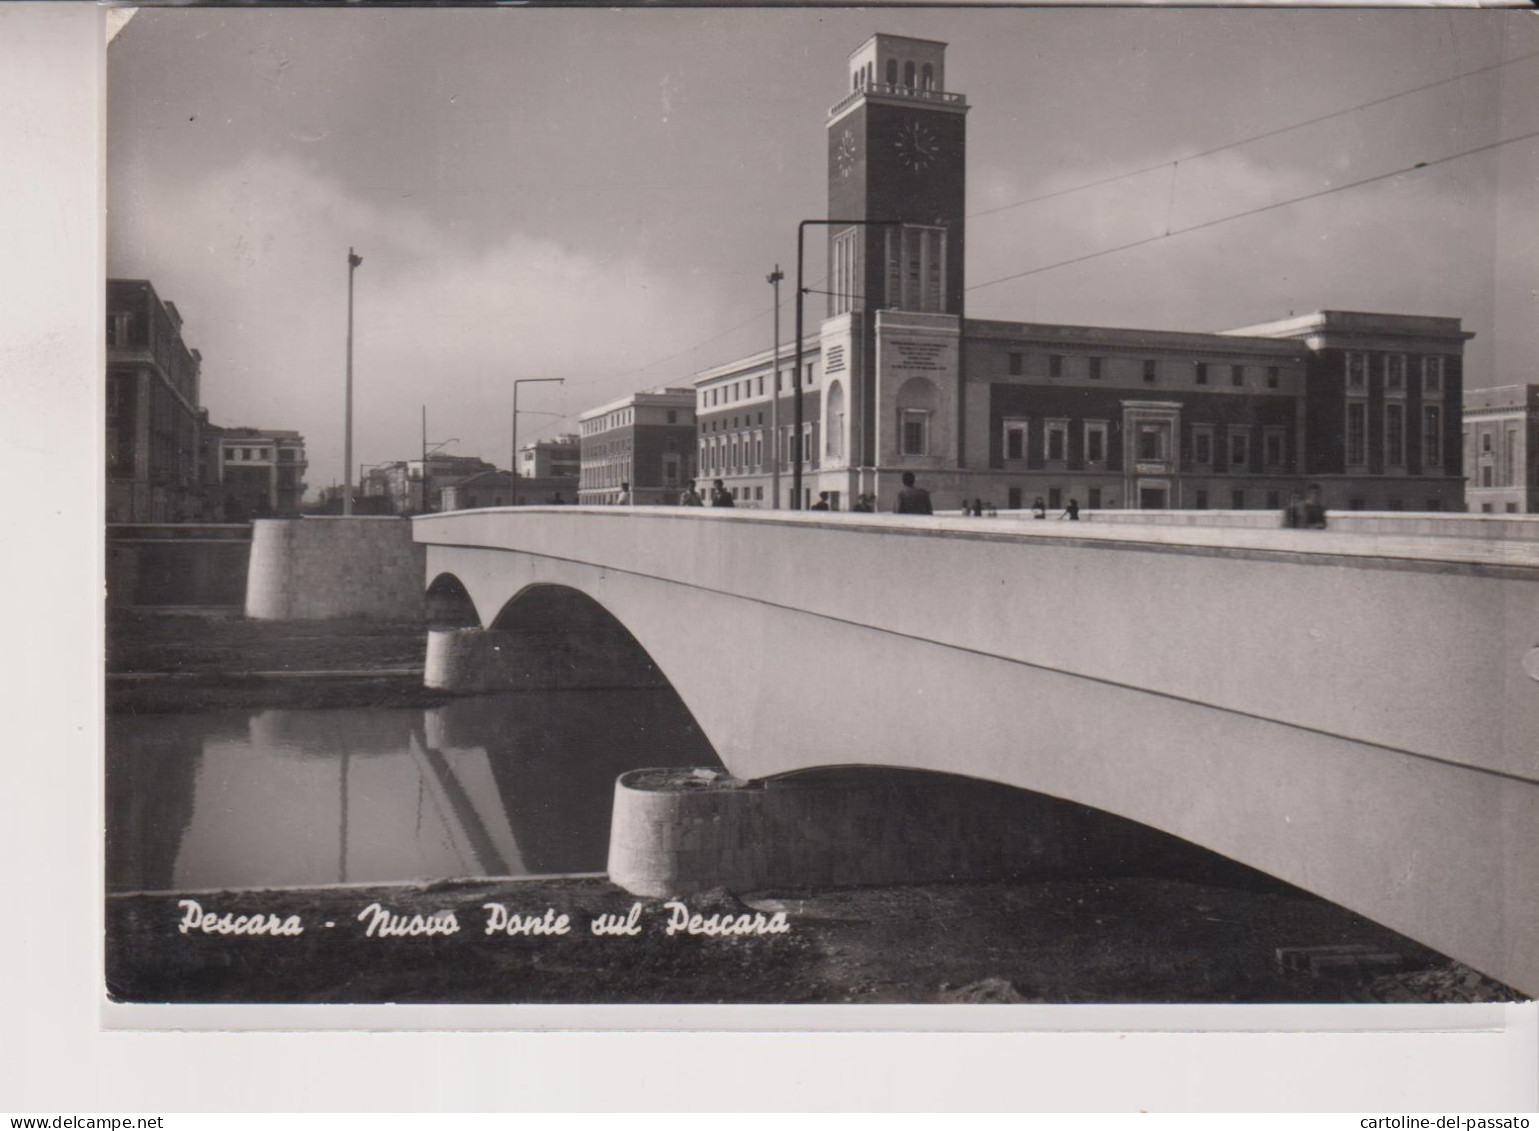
[886,58,897,85]
[884,224,946,313]
[904,61,916,89]
[921,63,934,91]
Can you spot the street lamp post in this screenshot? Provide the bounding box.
[793,219,897,510]
[342,247,362,516]
[511,377,564,506]
[767,264,783,509]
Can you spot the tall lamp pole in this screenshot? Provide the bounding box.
[767,265,784,510]
[343,247,362,516]
[511,377,564,506]
[793,219,897,510]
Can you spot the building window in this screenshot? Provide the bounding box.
[1266,490,1281,509]
[1346,352,1368,392]
[1267,367,1280,389]
[1263,427,1286,469]
[1003,419,1028,461]
[1045,420,1068,463]
[1422,404,1443,468]
[1143,360,1157,383]
[1084,422,1107,463]
[1347,401,1368,467]
[1194,489,1208,510]
[832,227,859,316]
[1007,352,1022,376]
[1385,402,1405,467]
[886,58,898,85]
[921,63,934,90]
[1008,487,1023,510]
[901,409,929,456]
[1088,487,1102,509]
[1138,424,1167,462]
[1049,354,1063,379]
[1231,489,1245,510]
[1386,355,1406,395]
[1088,357,1103,381]
[1230,365,1244,388]
[1423,356,1444,396]
[1229,429,1250,470]
[904,60,916,88]
[1048,487,1062,510]
[1192,426,1214,467]
[1195,363,1208,385]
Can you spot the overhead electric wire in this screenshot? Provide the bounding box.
[967,48,1539,223]
[966,126,1539,297]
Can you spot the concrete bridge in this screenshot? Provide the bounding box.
[413,507,1539,995]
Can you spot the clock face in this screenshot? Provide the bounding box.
[894,119,940,172]
[835,128,858,177]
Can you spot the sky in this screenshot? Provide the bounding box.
[107,8,1539,497]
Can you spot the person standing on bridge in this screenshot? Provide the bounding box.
[1302,483,1328,529]
[810,491,831,511]
[1032,496,1047,519]
[615,482,632,506]
[895,472,933,515]
[710,479,734,508]
[1059,498,1080,521]
[852,494,874,513]
[678,480,704,506]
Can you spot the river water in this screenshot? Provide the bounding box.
[106,689,721,893]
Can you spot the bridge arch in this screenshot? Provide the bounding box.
[426,571,480,628]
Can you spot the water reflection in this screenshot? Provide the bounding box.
[106,689,721,892]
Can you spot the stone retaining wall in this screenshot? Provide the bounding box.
[106,524,251,608]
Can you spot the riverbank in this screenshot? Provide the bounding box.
[108,872,1515,1005]
[107,609,445,712]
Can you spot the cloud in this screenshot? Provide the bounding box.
[109,151,727,491]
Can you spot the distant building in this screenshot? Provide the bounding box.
[441,469,576,510]
[578,389,697,505]
[214,427,307,520]
[106,279,205,523]
[362,454,497,513]
[518,433,580,480]
[666,34,1473,515]
[1464,384,1539,514]
[694,343,822,510]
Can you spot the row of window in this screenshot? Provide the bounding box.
[995,418,1292,471]
[829,226,948,317]
[1343,402,1443,470]
[1005,352,1285,390]
[1345,353,1445,397]
[699,425,819,475]
[700,367,817,411]
[851,58,937,93]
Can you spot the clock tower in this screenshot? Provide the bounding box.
[820,34,968,482]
